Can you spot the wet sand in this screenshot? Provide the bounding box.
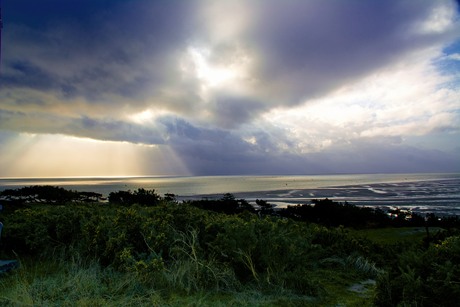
[179,178,460,216]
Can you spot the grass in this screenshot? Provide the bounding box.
[310,268,376,307]
[0,254,377,306]
[0,257,164,306]
[349,227,443,245]
[0,261,309,306]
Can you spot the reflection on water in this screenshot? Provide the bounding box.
[1,173,459,215]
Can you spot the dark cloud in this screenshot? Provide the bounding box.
[2,0,456,117]
[246,0,452,104]
[4,0,128,26]
[1,0,197,103]
[0,109,166,144]
[160,119,261,173]
[306,139,460,174]
[74,116,166,144]
[172,133,460,175]
[2,60,56,90]
[207,94,265,129]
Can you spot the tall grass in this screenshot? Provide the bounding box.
[346,255,383,278]
[166,227,240,293]
[0,249,164,306]
[0,255,320,306]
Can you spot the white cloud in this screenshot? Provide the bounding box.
[446,53,460,61]
[415,1,457,34]
[260,46,460,153]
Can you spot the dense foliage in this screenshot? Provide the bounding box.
[374,233,460,306]
[1,186,459,305]
[108,188,160,206]
[0,186,102,206]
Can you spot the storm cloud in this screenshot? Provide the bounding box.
[1,0,459,176]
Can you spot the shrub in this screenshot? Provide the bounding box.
[374,235,460,306]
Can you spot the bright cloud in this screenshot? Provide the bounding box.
[261,49,459,152]
[447,53,460,60]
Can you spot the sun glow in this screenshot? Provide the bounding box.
[181,46,253,93]
[128,108,171,124]
[0,134,190,178]
[188,47,238,87]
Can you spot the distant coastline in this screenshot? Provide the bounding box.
[1,173,459,215]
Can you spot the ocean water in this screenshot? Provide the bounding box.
[1,173,459,215]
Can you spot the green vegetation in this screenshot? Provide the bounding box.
[349,227,443,245]
[1,186,459,306]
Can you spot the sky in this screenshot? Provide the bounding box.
[0,0,459,177]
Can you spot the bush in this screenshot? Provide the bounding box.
[374,234,460,306]
[108,189,160,206]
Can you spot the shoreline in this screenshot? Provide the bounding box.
[1,174,459,216]
[177,178,460,216]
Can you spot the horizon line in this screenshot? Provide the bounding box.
[0,171,459,181]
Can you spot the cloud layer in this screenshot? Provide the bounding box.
[1,0,459,176]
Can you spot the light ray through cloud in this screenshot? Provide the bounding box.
[0,133,190,178]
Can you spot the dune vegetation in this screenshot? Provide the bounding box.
[0,186,459,306]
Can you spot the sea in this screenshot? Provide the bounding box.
[1,173,459,216]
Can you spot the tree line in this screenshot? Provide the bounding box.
[1,186,459,229]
